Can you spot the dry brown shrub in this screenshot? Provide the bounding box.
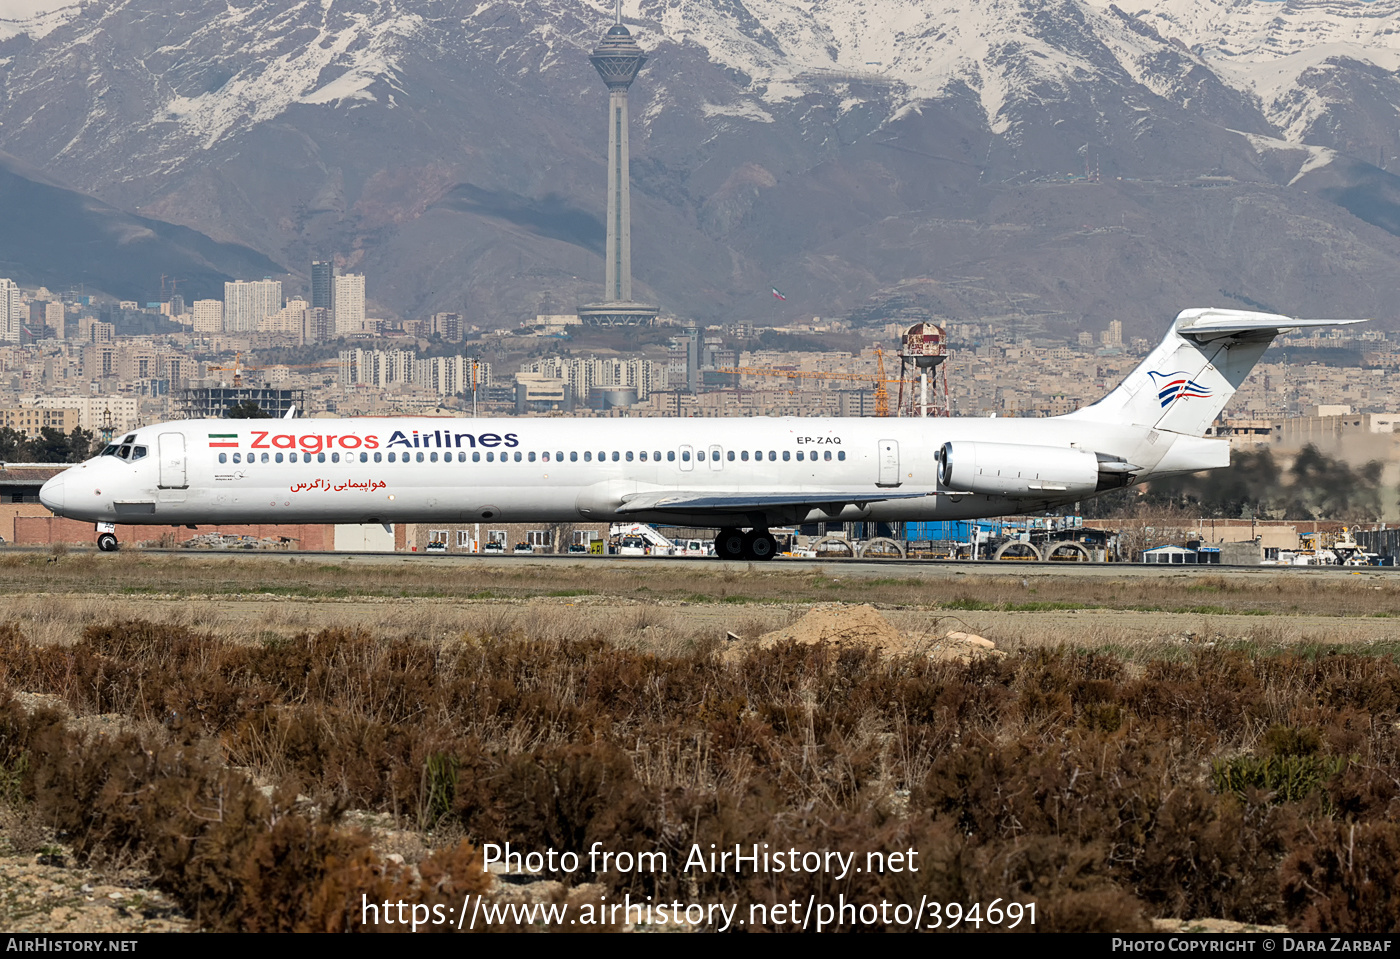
[1281,821,1400,933]
[11,616,1400,931]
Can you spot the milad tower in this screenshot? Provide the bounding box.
[577,5,659,327]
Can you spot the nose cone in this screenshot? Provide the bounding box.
[39,475,65,516]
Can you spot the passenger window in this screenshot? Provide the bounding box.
[727,450,735,461]
[459,452,467,462]
[768,451,776,461]
[291,452,299,463]
[260,452,268,464]
[838,451,846,461]
[625,451,633,462]
[741,451,749,461]
[387,452,395,462]
[697,450,705,462]
[541,452,549,462]
[783,451,790,461]
[584,451,592,462]
[529,451,537,462]
[514,452,523,462]
[416,452,424,463]
[318,452,327,463]
[667,451,675,462]
[682,450,691,462]
[570,452,578,462]
[275,452,284,463]
[824,450,832,461]
[610,451,619,462]
[333,452,342,463]
[653,451,660,461]
[373,452,382,463]
[796,451,804,461]
[473,452,481,462]
[360,452,368,463]
[232,452,241,464]
[218,453,227,464]
[640,451,647,462]
[487,452,494,462]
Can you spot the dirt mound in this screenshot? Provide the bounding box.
[745,604,1004,662]
[756,604,908,652]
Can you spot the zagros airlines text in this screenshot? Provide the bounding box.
[246,430,521,454]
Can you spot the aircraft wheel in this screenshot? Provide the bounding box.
[715,528,747,560]
[97,533,119,552]
[744,530,778,562]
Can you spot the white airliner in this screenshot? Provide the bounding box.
[40,309,1363,560]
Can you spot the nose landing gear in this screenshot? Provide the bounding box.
[96,523,119,552]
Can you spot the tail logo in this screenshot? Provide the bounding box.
[1147,370,1212,407]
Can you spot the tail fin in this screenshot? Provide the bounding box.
[1066,308,1367,436]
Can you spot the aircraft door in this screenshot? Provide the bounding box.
[877,439,901,487]
[679,444,694,472]
[709,444,723,471]
[158,432,188,489]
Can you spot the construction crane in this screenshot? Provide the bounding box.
[715,348,901,416]
[874,347,890,418]
[206,352,340,387]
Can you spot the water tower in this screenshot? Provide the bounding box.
[898,322,948,417]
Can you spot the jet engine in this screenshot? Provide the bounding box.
[938,442,1136,498]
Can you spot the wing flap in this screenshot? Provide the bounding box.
[616,490,935,514]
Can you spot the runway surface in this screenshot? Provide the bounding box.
[24,545,1393,583]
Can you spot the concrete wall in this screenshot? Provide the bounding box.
[334,523,395,552]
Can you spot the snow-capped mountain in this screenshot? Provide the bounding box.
[0,0,1397,332]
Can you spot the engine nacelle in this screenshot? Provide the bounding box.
[939,441,1103,498]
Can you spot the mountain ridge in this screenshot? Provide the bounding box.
[0,0,1397,335]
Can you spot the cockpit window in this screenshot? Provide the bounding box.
[117,446,132,459]
[131,446,147,461]
[102,445,118,457]
[122,435,136,444]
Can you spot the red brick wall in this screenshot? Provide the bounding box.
[14,517,334,550]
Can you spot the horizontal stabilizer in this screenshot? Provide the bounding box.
[1175,308,1369,340]
[617,489,935,515]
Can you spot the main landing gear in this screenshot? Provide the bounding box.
[96,523,119,552]
[714,526,778,562]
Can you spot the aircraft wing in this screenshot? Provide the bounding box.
[615,489,936,515]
